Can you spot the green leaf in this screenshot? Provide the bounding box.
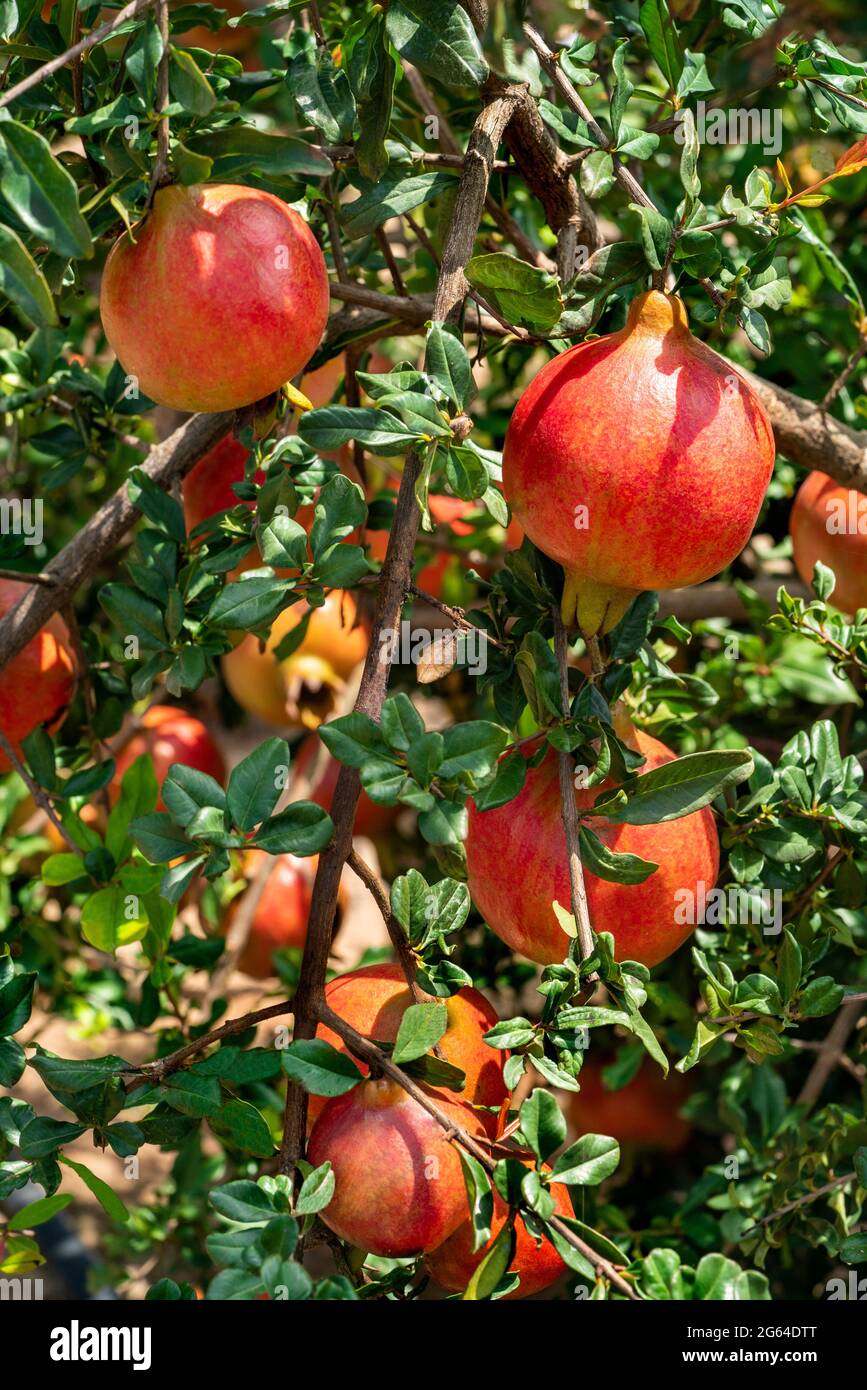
[639,0,683,94]
[185,126,332,179]
[551,1133,620,1186]
[0,222,57,327]
[0,970,36,1036]
[281,1039,364,1096]
[597,749,754,824]
[289,45,356,144]
[226,738,289,832]
[296,1162,335,1216]
[392,1002,448,1064]
[519,1089,566,1163]
[385,0,488,89]
[463,1221,514,1300]
[211,1099,275,1157]
[169,45,217,114]
[341,167,457,239]
[0,119,92,259]
[128,813,194,864]
[250,801,332,855]
[210,1179,277,1225]
[465,253,563,331]
[58,1154,128,1223]
[7,1191,73,1230]
[425,322,472,409]
[578,825,659,884]
[798,977,845,1018]
[300,404,419,455]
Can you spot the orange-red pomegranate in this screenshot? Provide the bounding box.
[221,591,368,731]
[790,470,867,615]
[100,184,329,413]
[112,705,224,810]
[308,1078,484,1256]
[503,291,775,634]
[0,579,76,770]
[307,962,508,1133]
[465,727,719,968]
[568,1056,691,1153]
[426,1165,571,1298]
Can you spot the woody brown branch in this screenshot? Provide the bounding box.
[278,90,522,1178]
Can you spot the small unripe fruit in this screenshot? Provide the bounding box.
[790,470,867,615]
[503,291,775,634]
[100,184,329,413]
[465,728,719,969]
[0,579,76,771]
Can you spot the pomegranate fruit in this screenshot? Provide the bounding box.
[0,579,76,771]
[100,184,329,413]
[307,962,508,1132]
[502,291,775,634]
[568,1056,691,1153]
[221,590,368,731]
[465,727,719,968]
[112,705,225,811]
[225,849,347,977]
[790,470,867,615]
[426,1164,571,1298]
[308,1078,485,1256]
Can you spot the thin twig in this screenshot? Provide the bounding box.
[346,848,424,1003]
[0,730,79,852]
[553,609,595,963]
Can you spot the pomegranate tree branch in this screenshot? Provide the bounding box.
[744,1169,858,1235]
[0,410,234,673]
[796,997,865,1112]
[0,730,79,852]
[346,848,423,1002]
[279,91,519,1176]
[0,0,158,109]
[317,1001,637,1298]
[124,998,295,1088]
[553,610,595,963]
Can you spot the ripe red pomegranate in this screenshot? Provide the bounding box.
[100,184,329,413]
[307,962,508,1133]
[426,1164,571,1298]
[568,1056,691,1153]
[790,470,867,615]
[465,727,719,968]
[503,291,775,634]
[112,705,224,811]
[0,579,76,770]
[308,1078,485,1256]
